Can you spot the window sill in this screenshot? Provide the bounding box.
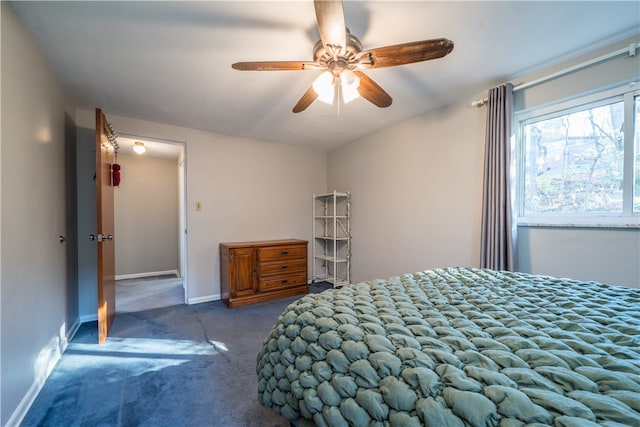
[518,217,640,229]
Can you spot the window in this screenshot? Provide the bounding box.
[516,84,639,226]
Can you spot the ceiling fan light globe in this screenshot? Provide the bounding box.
[341,69,359,86]
[313,71,336,104]
[342,85,359,104]
[340,69,360,103]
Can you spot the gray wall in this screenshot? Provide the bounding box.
[513,36,640,112]
[327,102,486,283]
[64,114,79,337]
[517,227,640,286]
[327,36,640,288]
[513,36,640,288]
[114,152,179,277]
[77,127,98,320]
[2,7,326,421]
[74,110,328,305]
[2,4,636,425]
[1,3,77,424]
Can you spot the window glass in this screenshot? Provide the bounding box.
[522,100,624,215]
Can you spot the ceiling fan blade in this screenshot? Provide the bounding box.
[359,38,454,69]
[314,0,346,49]
[354,71,392,108]
[232,61,321,71]
[292,87,319,113]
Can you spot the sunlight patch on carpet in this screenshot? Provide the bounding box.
[71,337,228,356]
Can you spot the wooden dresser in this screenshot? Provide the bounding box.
[220,239,308,308]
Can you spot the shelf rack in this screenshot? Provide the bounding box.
[312,191,351,287]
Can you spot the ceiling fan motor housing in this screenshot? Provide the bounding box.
[313,30,364,75]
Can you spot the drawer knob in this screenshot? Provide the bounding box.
[281,279,289,285]
[281,265,288,270]
[281,251,289,255]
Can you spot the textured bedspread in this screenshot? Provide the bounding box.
[256,268,640,427]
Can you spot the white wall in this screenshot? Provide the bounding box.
[1,3,77,424]
[327,102,486,283]
[114,153,179,277]
[76,110,328,305]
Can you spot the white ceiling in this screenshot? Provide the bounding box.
[11,1,640,150]
[117,135,183,159]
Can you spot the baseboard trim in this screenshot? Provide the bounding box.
[79,313,98,323]
[6,372,42,427]
[188,293,220,305]
[116,270,179,281]
[67,317,81,343]
[6,317,81,427]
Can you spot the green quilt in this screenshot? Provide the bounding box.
[257,268,640,426]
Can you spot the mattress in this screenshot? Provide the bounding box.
[256,268,640,427]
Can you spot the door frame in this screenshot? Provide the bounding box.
[178,158,187,300]
[116,133,188,301]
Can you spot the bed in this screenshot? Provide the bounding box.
[256,268,640,427]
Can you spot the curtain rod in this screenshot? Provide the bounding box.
[471,41,639,107]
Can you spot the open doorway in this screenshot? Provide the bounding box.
[113,135,187,313]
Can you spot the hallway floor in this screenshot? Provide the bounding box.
[116,274,184,313]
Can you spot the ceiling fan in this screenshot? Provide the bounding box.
[232,0,454,113]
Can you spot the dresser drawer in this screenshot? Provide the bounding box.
[258,244,306,261]
[259,272,307,292]
[259,259,306,277]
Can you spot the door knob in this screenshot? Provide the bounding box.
[89,233,113,242]
[58,235,66,243]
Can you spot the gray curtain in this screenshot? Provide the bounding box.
[481,83,515,271]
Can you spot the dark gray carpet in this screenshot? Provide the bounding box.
[22,282,333,427]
